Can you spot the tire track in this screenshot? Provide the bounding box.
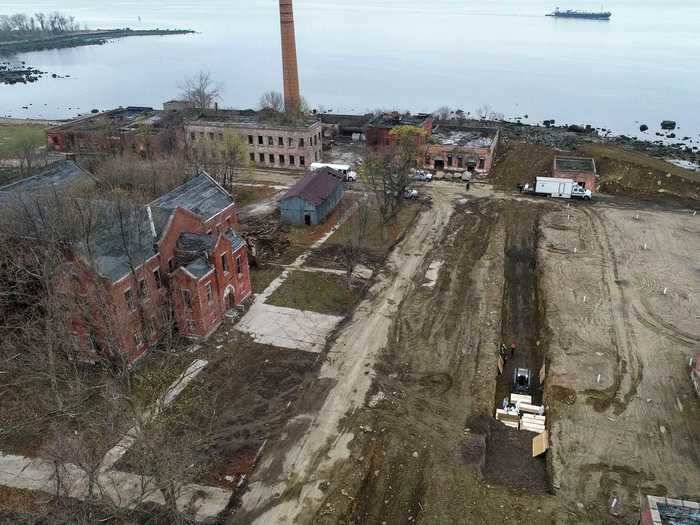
[581,208,643,415]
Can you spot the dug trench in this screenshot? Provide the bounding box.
[309,198,556,525]
[485,202,548,491]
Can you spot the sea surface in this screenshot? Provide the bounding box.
[1,0,699,141]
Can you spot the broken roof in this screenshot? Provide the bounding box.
[555,156,596,173]
[281,168,343,206]
[433,126,497,148]
[48,106,156,133]
[367,113,432,129]
[186,108,320,130]
[149,172,233,221]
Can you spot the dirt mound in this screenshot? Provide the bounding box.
[490,142,556,190]
[579,144,700,203]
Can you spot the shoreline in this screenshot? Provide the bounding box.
[1,114,696,170]
[0,28,195,56]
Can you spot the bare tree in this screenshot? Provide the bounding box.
[362,125,426,226]
[259,91,284,113]
[179,71,221,111]
[433,106,453,121]
[337,197,370,289]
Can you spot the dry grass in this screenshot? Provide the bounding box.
[266,270,362,316]
[250,265,284,294]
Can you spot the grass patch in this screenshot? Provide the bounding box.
[0,124,46,157]
[235,185,278,208]
[250,265,284,294]
[266,270,362,316]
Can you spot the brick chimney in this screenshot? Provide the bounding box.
[279,0,301,113]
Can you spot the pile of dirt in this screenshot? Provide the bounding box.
[490,142,556,190]
[578,144,700,203]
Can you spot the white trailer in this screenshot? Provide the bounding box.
[533,177,592,200]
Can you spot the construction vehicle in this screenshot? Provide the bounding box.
[512,367,531,395]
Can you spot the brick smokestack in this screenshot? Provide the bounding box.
[279,0,301,113]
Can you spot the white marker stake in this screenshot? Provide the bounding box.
[663,287,668,295]
[596,374,601,384]
[583,295,587,303]
[643,243,647,250]
[574,247,577,254]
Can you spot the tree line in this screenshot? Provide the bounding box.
[0,12,83,38]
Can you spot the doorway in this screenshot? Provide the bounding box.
[434,159,445,170]
[304,214,312,226]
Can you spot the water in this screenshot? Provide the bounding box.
[1,0,699,141]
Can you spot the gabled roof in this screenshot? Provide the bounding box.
[281,168,343,206]
[149,171,233,221]
[0,160,96,203]
[73,200,158,283]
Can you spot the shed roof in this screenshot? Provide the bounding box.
[281,168,343,206]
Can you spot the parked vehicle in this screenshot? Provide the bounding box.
[512,367,531,395]
[414,170,433,182]
[522,177,592,200]
[310,162,356,182]
[404,188,418,199]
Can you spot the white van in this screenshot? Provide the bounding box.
[310,162,357,182]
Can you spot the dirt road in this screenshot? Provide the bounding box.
[232,184,467,524]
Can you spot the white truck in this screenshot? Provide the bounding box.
[310,162,357,182]
[523,177,592,200]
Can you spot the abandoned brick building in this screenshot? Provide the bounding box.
[426,124,499,173]
[0,161,251,362]
[365,113,433,153]
[552,156,598,191]
[46,106,164,156]
[185,109,323,170]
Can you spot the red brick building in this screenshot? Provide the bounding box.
[0,164,251,363]
[365,113,433,153]
[553,156,598,191]
[425,125,499,173]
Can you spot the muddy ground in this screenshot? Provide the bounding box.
[231,180,699,525]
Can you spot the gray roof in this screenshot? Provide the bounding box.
[226,229,246,251]
[74,200,158,283]
[177,232,216,254]
[1,169,238,283]
[150,172,233,220]
[0,160,95,201]
[281,168,343,206]
[183,257,213,278]
[186,109,321,130]
[368,113,432,129]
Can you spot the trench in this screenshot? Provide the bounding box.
[483,202,548,492]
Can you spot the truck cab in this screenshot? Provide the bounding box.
[571,184,592,200]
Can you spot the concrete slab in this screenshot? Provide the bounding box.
[236,302,342,353]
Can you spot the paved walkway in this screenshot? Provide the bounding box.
[0,359,233,522]
[236,201,362,353]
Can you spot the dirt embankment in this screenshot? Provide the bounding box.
[490,141,699,205]
[308,198,557,525]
